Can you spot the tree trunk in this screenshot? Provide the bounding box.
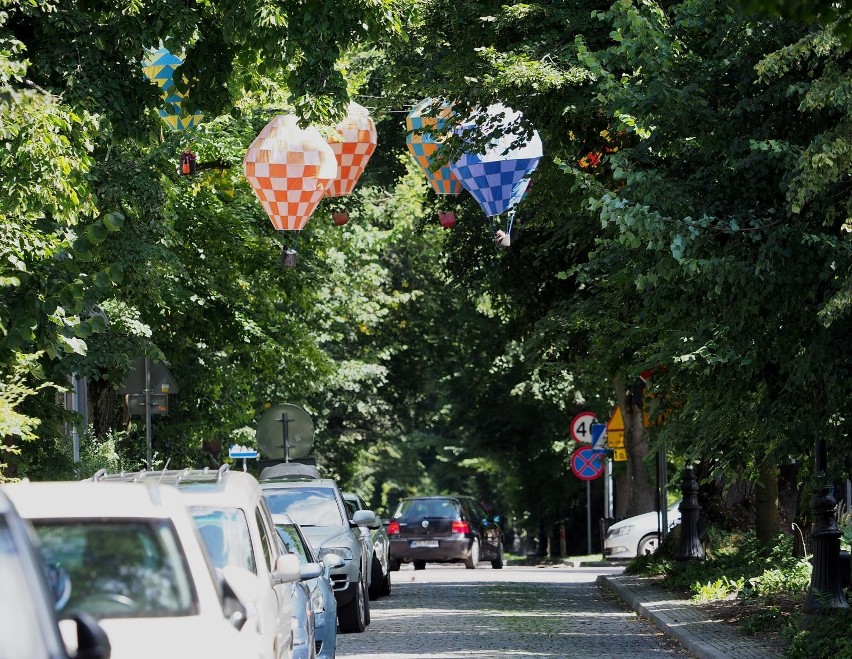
[755,460,780,545]
[615,375,656,517]
[88,378,125,438]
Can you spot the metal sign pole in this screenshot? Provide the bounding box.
[586,480,592,555]
[279,413,292,463]
[144,357,152,470]
[659,443,668,539]
[604,458,612,519]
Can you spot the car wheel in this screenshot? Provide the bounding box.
[337,577,367,633]
[389,558,401,572]
[381,569,391,596]
[413,560,426,570]
[464,539,480,569]
[369,556,383,600]
[637,533,661,556]
[491,542,504,569]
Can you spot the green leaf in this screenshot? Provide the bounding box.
[86,223,110,244]
[103,212,124,232]
[71,237,94,262]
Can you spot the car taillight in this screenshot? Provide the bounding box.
[451,520,470,534]
[387,521,400,535]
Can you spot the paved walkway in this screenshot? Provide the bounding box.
[597,574,786,659]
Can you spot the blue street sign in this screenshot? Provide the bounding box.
[590,423,607,448]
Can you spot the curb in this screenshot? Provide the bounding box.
[597,575,734,659]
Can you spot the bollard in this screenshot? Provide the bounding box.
[675,467,705,561]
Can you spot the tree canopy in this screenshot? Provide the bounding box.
[2,0,851,547]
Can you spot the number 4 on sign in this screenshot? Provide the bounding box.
[570,412,597,444]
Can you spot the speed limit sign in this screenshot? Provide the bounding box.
[570,411,597,443]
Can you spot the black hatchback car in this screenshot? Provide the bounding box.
[387,495,503,570]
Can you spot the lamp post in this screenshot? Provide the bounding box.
[803,437,848,612]
[675,466,705,561]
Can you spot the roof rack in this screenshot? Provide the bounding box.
[91,465,233,485]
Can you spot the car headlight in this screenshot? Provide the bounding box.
[318,546,353,561]
[607,525,632,538]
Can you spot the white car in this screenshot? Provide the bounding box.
[2,480,260,659]
[0,488,110,659]
[603,502,682,559]
[93,467,303,659]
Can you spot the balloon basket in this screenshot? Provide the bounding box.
[281,248,298,268]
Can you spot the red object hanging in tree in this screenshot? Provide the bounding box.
[438,211,457,229]
[180,149,197,175]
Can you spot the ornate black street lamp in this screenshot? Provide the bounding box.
[803,438,848,612]
[675,466,705,561]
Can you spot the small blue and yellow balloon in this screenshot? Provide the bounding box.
[141,47,203,131]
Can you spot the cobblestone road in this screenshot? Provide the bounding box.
[337,564,693,659]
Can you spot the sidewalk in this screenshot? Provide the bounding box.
[598,574,786,659]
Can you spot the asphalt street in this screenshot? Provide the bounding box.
[337,564,693,659]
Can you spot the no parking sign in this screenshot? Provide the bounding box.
[570,446,604,481]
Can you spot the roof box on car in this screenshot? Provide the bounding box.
[259,462,322,481]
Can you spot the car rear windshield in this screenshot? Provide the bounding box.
[32,519,197,620]
[394,498,460,520]
[263,487,345,527]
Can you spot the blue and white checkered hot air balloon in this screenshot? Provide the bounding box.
[449,103,542,218]
[141,47,203,131]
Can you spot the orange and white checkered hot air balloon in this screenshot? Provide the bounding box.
[244,115,338,232]
[325,102,377,198]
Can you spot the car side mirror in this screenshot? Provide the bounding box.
[352,510,379,529]
[300,562,323,581]
[271,553,301,585]
[321,553,345,578]
[59,613,112,659]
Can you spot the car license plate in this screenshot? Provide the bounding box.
[410,540,439,548]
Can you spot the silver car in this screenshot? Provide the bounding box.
[342,492,391,599]
[274,515,343,659]
[261,478,376,634]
